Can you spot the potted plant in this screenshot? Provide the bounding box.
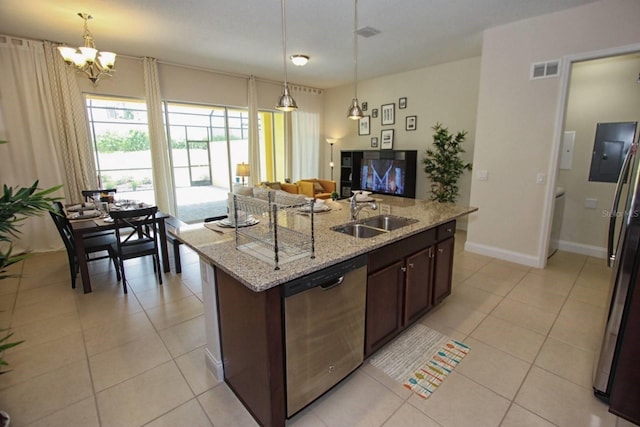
[1,142,62,426]
[422,122,472,203]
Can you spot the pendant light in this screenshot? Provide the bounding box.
[347,0,363,120]
[276,0,298,111]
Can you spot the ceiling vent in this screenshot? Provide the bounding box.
[356,26,381,38]
[531,60,560,80]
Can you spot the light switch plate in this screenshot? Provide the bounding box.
[585,198,598,209]
[478,170,488,181]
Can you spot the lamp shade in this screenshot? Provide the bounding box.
[236,163,250,177]
[347,98,364,120]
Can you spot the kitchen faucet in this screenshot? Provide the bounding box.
[350,192,378,221]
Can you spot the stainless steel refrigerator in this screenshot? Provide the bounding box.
[593,122,640,414]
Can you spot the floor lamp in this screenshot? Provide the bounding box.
[326,139,337,181]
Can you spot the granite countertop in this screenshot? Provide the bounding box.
[171,195,477,292]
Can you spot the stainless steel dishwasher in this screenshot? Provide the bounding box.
[283,255,367,417]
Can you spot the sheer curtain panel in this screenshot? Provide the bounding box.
[143,57,176,215]
[0,36,65,252]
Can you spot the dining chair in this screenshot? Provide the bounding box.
[49,202,121,289]
[109,206,162,293]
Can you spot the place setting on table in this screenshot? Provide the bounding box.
[204,210,261,234]
[297,197,332,215]
[66,199,152,226]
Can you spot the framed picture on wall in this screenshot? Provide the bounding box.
[371,137,378,148]
[380,129,394,149]
[358,115,370,135]
[372,109,378,118]
[406,115,417,131]
[399,97,407,109]
[381,103,395,125]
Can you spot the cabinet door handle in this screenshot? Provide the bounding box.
[447,228,453,233]
[400,266,407,273]
[438,248,444,253]
[408,263,414,269]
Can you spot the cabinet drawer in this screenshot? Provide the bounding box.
[437,221,456,241]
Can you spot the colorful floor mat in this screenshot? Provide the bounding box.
[368,323,470,399]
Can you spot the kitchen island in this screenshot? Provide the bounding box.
[172,195,476,426]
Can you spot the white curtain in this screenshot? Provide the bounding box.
[0,36,65,252]
[289,85,323,182]
[291,111,320,181]
[248,76,261,186]
[43,41,98,198]
[143,57,175,215]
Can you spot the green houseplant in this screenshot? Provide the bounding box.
[0,174,61,426]
[422,122,472,203]
[1,141,62,379]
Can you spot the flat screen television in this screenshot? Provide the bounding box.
[354,150,417,198]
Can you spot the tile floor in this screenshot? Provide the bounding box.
[0,232,636,426]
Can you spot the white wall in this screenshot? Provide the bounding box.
[558,54,640,254]
[466,0,640,267]
[323,56,481,223]
[76,56,285,110]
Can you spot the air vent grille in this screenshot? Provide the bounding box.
[531,60,560,80]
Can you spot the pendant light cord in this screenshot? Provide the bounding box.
[281,0,288,86]
[353,0,358,99]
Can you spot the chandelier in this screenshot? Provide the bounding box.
[58,13,116,85]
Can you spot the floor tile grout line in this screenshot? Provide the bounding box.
[495,254,590,426]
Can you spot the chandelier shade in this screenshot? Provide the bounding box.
[58,13,116,85]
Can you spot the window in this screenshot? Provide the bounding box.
[165,102,251,222]
[258,111,286,183]
[85,96,156,205]
[85,97,287,223]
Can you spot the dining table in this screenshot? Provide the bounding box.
[69,210,171,293]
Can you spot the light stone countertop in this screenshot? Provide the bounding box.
[171,195,477,292]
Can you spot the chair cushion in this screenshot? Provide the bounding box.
[313,181,325,193]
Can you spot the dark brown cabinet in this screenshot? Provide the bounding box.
[433,236,454,305]
[365,221,455,357]
[404,247,435,324]
[365,260,404,356]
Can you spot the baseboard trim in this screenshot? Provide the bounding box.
[464,241,542,268]
[204,347,224,383]
[557,240,606,259]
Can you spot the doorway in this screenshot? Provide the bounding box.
[549,50,640,259]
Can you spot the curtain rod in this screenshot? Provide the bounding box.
[0,33,323,94]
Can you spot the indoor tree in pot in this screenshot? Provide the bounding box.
[0,142,62,427]
[422,122,472,203]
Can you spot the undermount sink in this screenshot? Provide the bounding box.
[360,215,419,231]
[331,215,418,238]
[331,223,387,238]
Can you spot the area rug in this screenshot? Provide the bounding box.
[368,323,470,399]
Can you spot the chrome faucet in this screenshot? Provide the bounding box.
[350,192,378,221]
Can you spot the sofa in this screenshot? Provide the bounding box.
[232,184,307,207]
[260,181,299,194]
[297,179,337,200]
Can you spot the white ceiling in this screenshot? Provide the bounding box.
[0,0,599,89]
